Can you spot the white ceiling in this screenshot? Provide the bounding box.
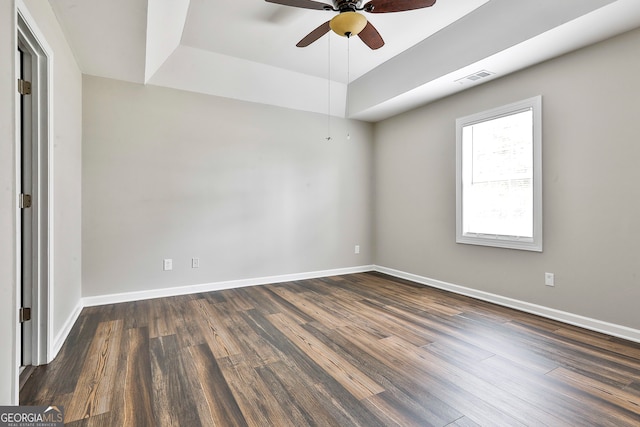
[49,0,640,122]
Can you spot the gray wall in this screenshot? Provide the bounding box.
[82,76,373,297]
[0,0,82,404]
[374,27,640,329]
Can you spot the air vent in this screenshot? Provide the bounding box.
[455,70,495,85]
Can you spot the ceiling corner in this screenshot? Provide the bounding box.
[144,0,191,84]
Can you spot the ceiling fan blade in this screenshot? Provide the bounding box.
[364,0,436,13]
[296,21,331,47]
[265,0,331,11]
[358,21,384,50]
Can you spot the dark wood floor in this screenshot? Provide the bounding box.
[21,272,640,426]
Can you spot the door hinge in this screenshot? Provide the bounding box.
[20,307,31,323]
[18,79,32,95]
[19,193,32,208]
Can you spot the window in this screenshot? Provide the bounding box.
[456,96,542,251]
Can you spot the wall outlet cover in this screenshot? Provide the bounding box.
[545,272,554,286]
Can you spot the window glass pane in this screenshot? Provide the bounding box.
[462,109,533,237]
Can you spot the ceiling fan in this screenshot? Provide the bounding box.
[265,0,437,50]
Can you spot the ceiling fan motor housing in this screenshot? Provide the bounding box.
[333,0,360,11]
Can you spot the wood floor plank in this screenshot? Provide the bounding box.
[117,299,151,330]
[21,272,640,426]
[219,288,255,312]
[479,354,629,426]
[391,335,567,426]
[310,381,387,427]
[186,344,248,427]
[148,298,177,339]
[250,286,315,324]
[239,308,334,382]
[64,320,123,423]
[240,308,387,426]
[215,355,295,427]
[254,361,348,426]
[254,363,333,427]
[149,335,203,427]
[22,312,101,405]
[190,298,242,359]
[421,310,559,374]
[121,327,156,427]
[223,309,285,368]
[351,299,436,346]
[64,411,112,427]
[424,342,576,426]
[269,286,351,329]
[348,330,529,426]
[267,312,385,400]
[445,416,482,427]
[306,321,463,425]
[548,367,640,420]
[363,391,443,427]
[507,320,640,375]
[232,286,282,315]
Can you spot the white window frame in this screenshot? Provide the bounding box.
[456,96,542,252]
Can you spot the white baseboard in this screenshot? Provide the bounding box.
[50,300,83,362]
[373,265,640,344]
[82,265,375,307]
[54,263,639,365]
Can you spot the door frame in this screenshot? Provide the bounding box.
[15,2,53,378]
[18,35,35,370]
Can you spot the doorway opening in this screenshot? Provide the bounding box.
[17,11,51,390]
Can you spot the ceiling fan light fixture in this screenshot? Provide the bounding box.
[329,12,367,37]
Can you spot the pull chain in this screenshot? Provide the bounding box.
[326,33,332,141]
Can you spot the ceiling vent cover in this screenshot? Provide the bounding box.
[455,70,495,85]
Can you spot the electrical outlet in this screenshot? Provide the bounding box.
[192,257,200,268]
[354,245,360,254]
[163,259,173,271]
[545,272,554,287]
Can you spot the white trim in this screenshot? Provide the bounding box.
[16,0,55,369]
[44,263,639,373]
[51,301,81,361]
[456,95,543,252]
[11,0,19,407]
[82,265,375,307]
[373,265,640,344]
